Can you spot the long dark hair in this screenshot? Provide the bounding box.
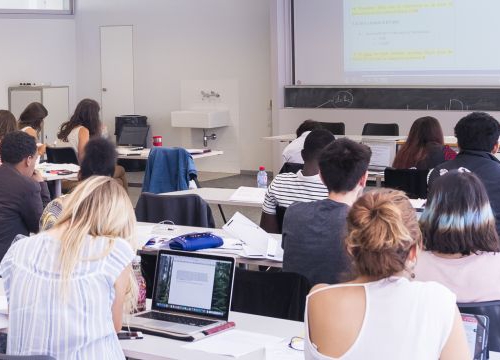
[18,102,48,133]
[0,110,17,141]
[420,170,500,255]
[57,99,101,141]
[392,116,444,168]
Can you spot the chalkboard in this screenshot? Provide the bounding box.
[284,86,500,111]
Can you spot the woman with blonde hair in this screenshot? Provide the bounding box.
[0,176,137,359]
[305,189,469,360]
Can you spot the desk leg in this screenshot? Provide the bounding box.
[54,180,62,197]
[218,204,227,223]
[376,175,382,188]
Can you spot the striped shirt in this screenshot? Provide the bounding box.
[0,232,135,359]
[262,170,328,215]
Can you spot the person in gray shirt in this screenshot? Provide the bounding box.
[282,138,372,285]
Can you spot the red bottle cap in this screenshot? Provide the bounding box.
[259,166,265,171]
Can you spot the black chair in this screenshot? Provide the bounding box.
[276,205,287,234]
[45,146,79,165]
[231,268,311,321]
[319,122,345,135]
[0,356,56,360]
[458,300,500,353]
[279,162,304,174]
[135,192,215,297]
[384,168,429,199]
[362,123,399,136]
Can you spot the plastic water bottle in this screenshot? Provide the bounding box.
[257,166,268,188]
[132,256,147,313]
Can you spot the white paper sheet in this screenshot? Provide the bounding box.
[229,186,266,204]
[266,340,304,360]
[223,212,273,257]
[183,329,283,357]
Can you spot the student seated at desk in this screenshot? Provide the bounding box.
[415,170,500,302]
[282,138,370,285]
[428,111,500,235]
[18,102,48,155]
[40,137,117,231]
[392,116,456,169]
[0,176,137,359]
[305,189,469,360]
[282,119,324,164]
[0,131,50,261]
[56,98,128,191]
[260,129,334,233]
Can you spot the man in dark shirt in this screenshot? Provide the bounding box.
[428,112,500,234]
[282,138,372,286]
[0,131,50,260]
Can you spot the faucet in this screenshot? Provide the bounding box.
[201,90,220,99]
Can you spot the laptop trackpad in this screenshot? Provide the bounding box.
[144,319,177,329]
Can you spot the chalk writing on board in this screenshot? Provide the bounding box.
[333,91,354,108]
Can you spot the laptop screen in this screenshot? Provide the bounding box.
[362,139,397,171]
[117,125,149,146]
[152,251,234,320]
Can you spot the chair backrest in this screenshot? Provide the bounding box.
[362,123,399,136]
[384,167,429,199]
[275,205,287,234]
[458,300,500,353]
[319,122,345,135]
[279,162,304,174]
[231,268,311,321]
[135,192,215,228]
[46,146,79,165]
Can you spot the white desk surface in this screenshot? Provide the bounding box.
[121,311,302,360]
[159,187,264,208]
[136,222,283,268]
[37,162,79,182]
[117,148,223,160]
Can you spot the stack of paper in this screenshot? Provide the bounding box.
[229,186,266,204]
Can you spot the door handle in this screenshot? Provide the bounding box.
[102,88,107,92]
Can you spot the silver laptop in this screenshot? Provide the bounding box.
[361,138,397,171]
[129,249,235,335]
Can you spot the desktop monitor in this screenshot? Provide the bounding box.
[117,125,149,147]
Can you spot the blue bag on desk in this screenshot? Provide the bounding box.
[169,232,223,251]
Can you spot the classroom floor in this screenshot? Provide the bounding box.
[127,171,266,228]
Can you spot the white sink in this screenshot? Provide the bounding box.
[171,110,230,129]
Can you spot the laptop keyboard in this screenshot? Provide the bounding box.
[138,312,216,327]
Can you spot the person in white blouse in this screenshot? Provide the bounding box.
[305,189,469,360]
[282,119,323,164]
[0,176,138,359]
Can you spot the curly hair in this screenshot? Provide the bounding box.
[0,131,37,164]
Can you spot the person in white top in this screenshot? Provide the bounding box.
[415,170,500,302]
[305,189,469,360]
[282,120,324,165]
[18,102,48,155]
[261,129,334,233]
[56,99,128,191]
[0,176,138,359]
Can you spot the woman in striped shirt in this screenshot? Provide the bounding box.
[0,176,138,359]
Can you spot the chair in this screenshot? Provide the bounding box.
[384,168,429,199]
[458,300,500,353]
[275,205,287,234]
[319,122,345,135]
[231,268,311,321]
[45,146,79,165]
[362,123,399,136]
[135,192,215,297]
[279,162,304,174]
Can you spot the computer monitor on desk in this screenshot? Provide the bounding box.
[117,125,149,147]
[362,138,397,171]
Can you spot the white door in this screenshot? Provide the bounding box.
[100,25,135,134]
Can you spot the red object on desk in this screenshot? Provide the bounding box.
[153,136,163,147]
[202,321,235,336]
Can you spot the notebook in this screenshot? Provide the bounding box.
[128,250,235,338]
[461,313,489,360]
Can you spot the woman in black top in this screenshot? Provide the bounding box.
[393,116,456,169]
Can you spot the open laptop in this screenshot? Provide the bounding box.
[129,250,235,336]
[117,125,149,147]
[461,313,489,360]
[361,138,397,171]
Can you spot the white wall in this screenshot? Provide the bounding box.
[74,0,272,172]
[0,18,76,111]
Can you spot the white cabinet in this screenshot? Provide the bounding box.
[8,86,69,145]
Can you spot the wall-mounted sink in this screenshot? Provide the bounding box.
[171,110,230,128]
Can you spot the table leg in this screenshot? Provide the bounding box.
[54,180,62,197]
[218,204,227,223]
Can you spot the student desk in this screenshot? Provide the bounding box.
[117,148,224,160]
[38,163,80,197]
[159,188,264,208]
[136,222,283,269]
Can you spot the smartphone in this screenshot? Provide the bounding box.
[118,331,144,340]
